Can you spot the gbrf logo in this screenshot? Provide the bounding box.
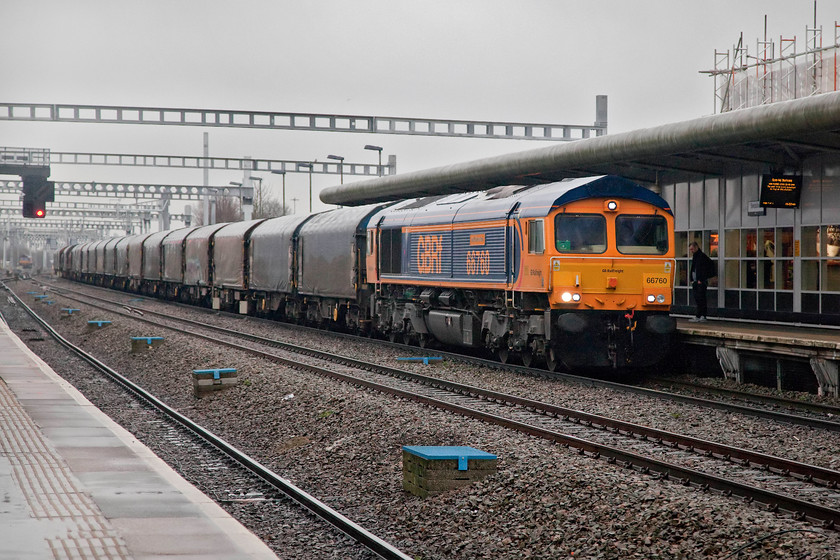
[417,235,443,274]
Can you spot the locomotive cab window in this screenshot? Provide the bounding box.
[527,219,545,254]
[555,214,606,253]
[616,215,668,255]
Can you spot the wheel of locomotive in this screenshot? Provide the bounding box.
[545,347,560,372]
[388,329,399,343]
[402,324,417,346]
[418,333,432,349]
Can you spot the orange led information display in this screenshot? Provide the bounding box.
[760,175,802,208]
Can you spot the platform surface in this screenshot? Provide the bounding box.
[676,315,840,348]
[0,321,278,559]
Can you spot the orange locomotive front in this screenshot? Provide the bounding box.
[365,176,676,371]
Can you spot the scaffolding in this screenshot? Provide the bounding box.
[703,15,840,113]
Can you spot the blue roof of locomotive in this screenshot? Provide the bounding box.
[368,175,672,229]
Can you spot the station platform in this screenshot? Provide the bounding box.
[674,316,840,396]
[0,321,278,559]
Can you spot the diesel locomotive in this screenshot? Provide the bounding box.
[56,175,676,371]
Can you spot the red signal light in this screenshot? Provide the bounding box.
[35,209,45,218]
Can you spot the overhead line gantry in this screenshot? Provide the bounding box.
[0,98,608,142]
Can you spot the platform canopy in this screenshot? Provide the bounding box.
[320,91,840,206]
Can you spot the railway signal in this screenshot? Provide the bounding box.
[21,175,54,218]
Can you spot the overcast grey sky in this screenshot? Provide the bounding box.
[2,0,840,215]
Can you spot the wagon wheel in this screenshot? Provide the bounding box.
[418,333,432,349]
[521,348,535,368]
[545,347,560,372]
[388,329,399,343]
[497,346,511,364]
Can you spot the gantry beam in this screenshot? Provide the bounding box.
[0,180,252,201]
[0,147,391,177]
[0,200,167,218]
[0,100,607,141]
[46,151,390,176]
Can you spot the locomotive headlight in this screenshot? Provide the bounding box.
[646,294,656,303]
[561,292,573,303]
[572,293,581,302]
[656,294,666,304]
[604,200,619,212]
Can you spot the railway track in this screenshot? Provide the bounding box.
[41,279,840,434]
[30,280,840,530]
[3,282,413,560]
[648,376,840,422]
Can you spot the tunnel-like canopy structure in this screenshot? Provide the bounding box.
[320,91,840,206]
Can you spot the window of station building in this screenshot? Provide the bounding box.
[802,226,820,258]
[776,227,793,291]
[824,225,840,293]
[676,260,688,287]
[675,230,720,309]
[735,229,757,290]
[527,219,545,254]
[802,226,821,293]
[824,261,840,292]
[802,260,820,291]
[675,231,688,257]
[725,260,739,290]
[778,228,793,257]
[758,229,775,290]
[704,230,719,288]
[674,232,689,287]
[742,229,757,258]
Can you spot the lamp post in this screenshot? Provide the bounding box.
[298,163,313,213]
[326,154,344,184]
[270,170,286,216]
[364,145,383,176]
[249,176,262,219]
[229,180,249,220]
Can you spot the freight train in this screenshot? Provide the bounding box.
[56,175,676,371]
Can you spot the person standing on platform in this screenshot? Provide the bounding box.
[689,241,715,322]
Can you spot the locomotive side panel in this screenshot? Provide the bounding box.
[452,224,508,284]
[389,222,509,287]
[402,227,452,281]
